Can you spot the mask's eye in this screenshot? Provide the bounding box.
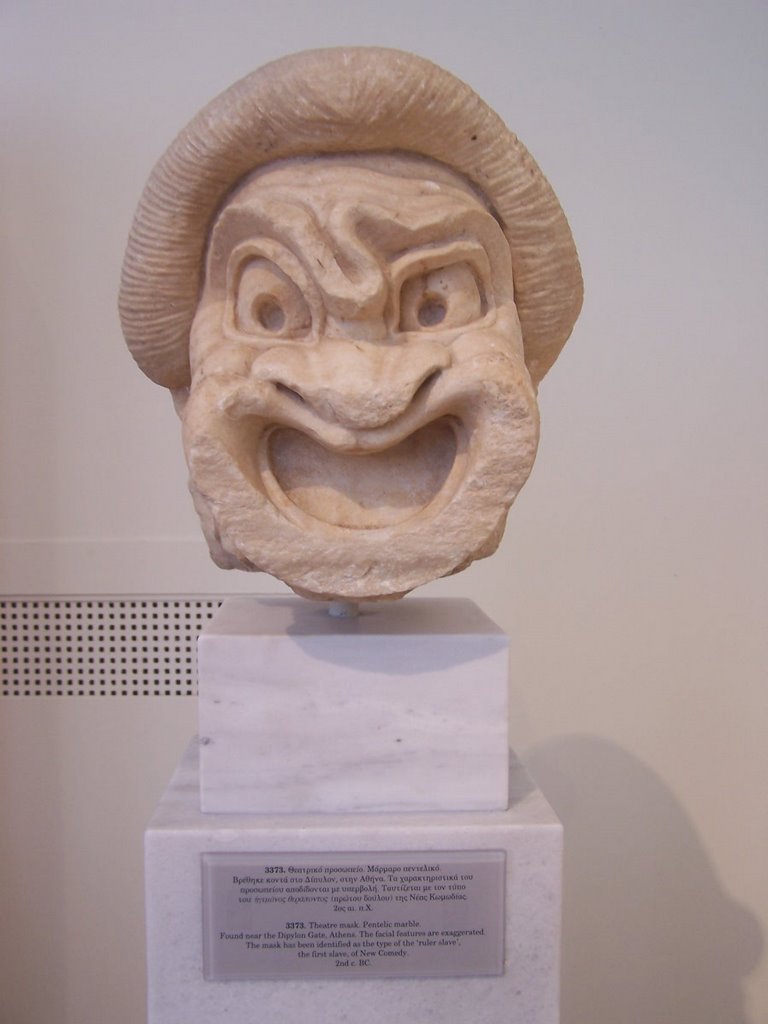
[399,262,485,332]
[234,257,311,338]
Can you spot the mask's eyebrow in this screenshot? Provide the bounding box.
[209,195,388,321]
[208,181,506,321]
[351,198,503,261]
[297,194,498,319]
[351,197,513,307]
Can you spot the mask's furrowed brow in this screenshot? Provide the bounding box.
[352,197,503,262]
[209,183,506,321]
[210,198,328,274]
[352,199,513,305]
[307,192,497,320]
[210,195,388,321]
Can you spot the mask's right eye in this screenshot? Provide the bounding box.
[398,261,485,333]
[234,257,311,338]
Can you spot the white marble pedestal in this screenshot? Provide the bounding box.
[145,741,562,1024]
[197,597,510,813]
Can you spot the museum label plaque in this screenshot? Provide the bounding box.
[202,850,506,980]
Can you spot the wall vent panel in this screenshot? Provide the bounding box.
[0,596,223,697]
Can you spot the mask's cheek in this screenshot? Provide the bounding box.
[189,301,255,385]
[188,475,244,570]
[178,376,274,572]
[183,375,267,487]
[439,321,540,523]
[449,317,538,422]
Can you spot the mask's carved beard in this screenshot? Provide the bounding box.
[261,417,464,530]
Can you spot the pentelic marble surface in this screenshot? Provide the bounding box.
[145,741,562,1024]
[119,47,582,601]
[197,596,510,814]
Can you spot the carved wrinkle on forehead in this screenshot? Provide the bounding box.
[205,160,510,323]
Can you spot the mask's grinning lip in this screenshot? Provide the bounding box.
[221,372,480,456]
[258,415,468,532]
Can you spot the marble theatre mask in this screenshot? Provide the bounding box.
[119,48,582,601]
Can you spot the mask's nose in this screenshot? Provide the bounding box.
[253,337,451,431]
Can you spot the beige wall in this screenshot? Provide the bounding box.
[1,2,766,1022]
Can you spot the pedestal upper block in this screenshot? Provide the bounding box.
[197,597,509,813]
[145,741,562,1024]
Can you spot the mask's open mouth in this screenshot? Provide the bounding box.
[260,416,466,529]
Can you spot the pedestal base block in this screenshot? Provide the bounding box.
[197,597,510,813]
[145,741,562,1024]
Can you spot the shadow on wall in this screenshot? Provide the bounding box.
[526,736,762,1024]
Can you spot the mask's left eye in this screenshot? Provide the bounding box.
[398,261,485,333]
[234,257,311,338]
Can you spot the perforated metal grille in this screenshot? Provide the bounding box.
[0,597,223,696]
